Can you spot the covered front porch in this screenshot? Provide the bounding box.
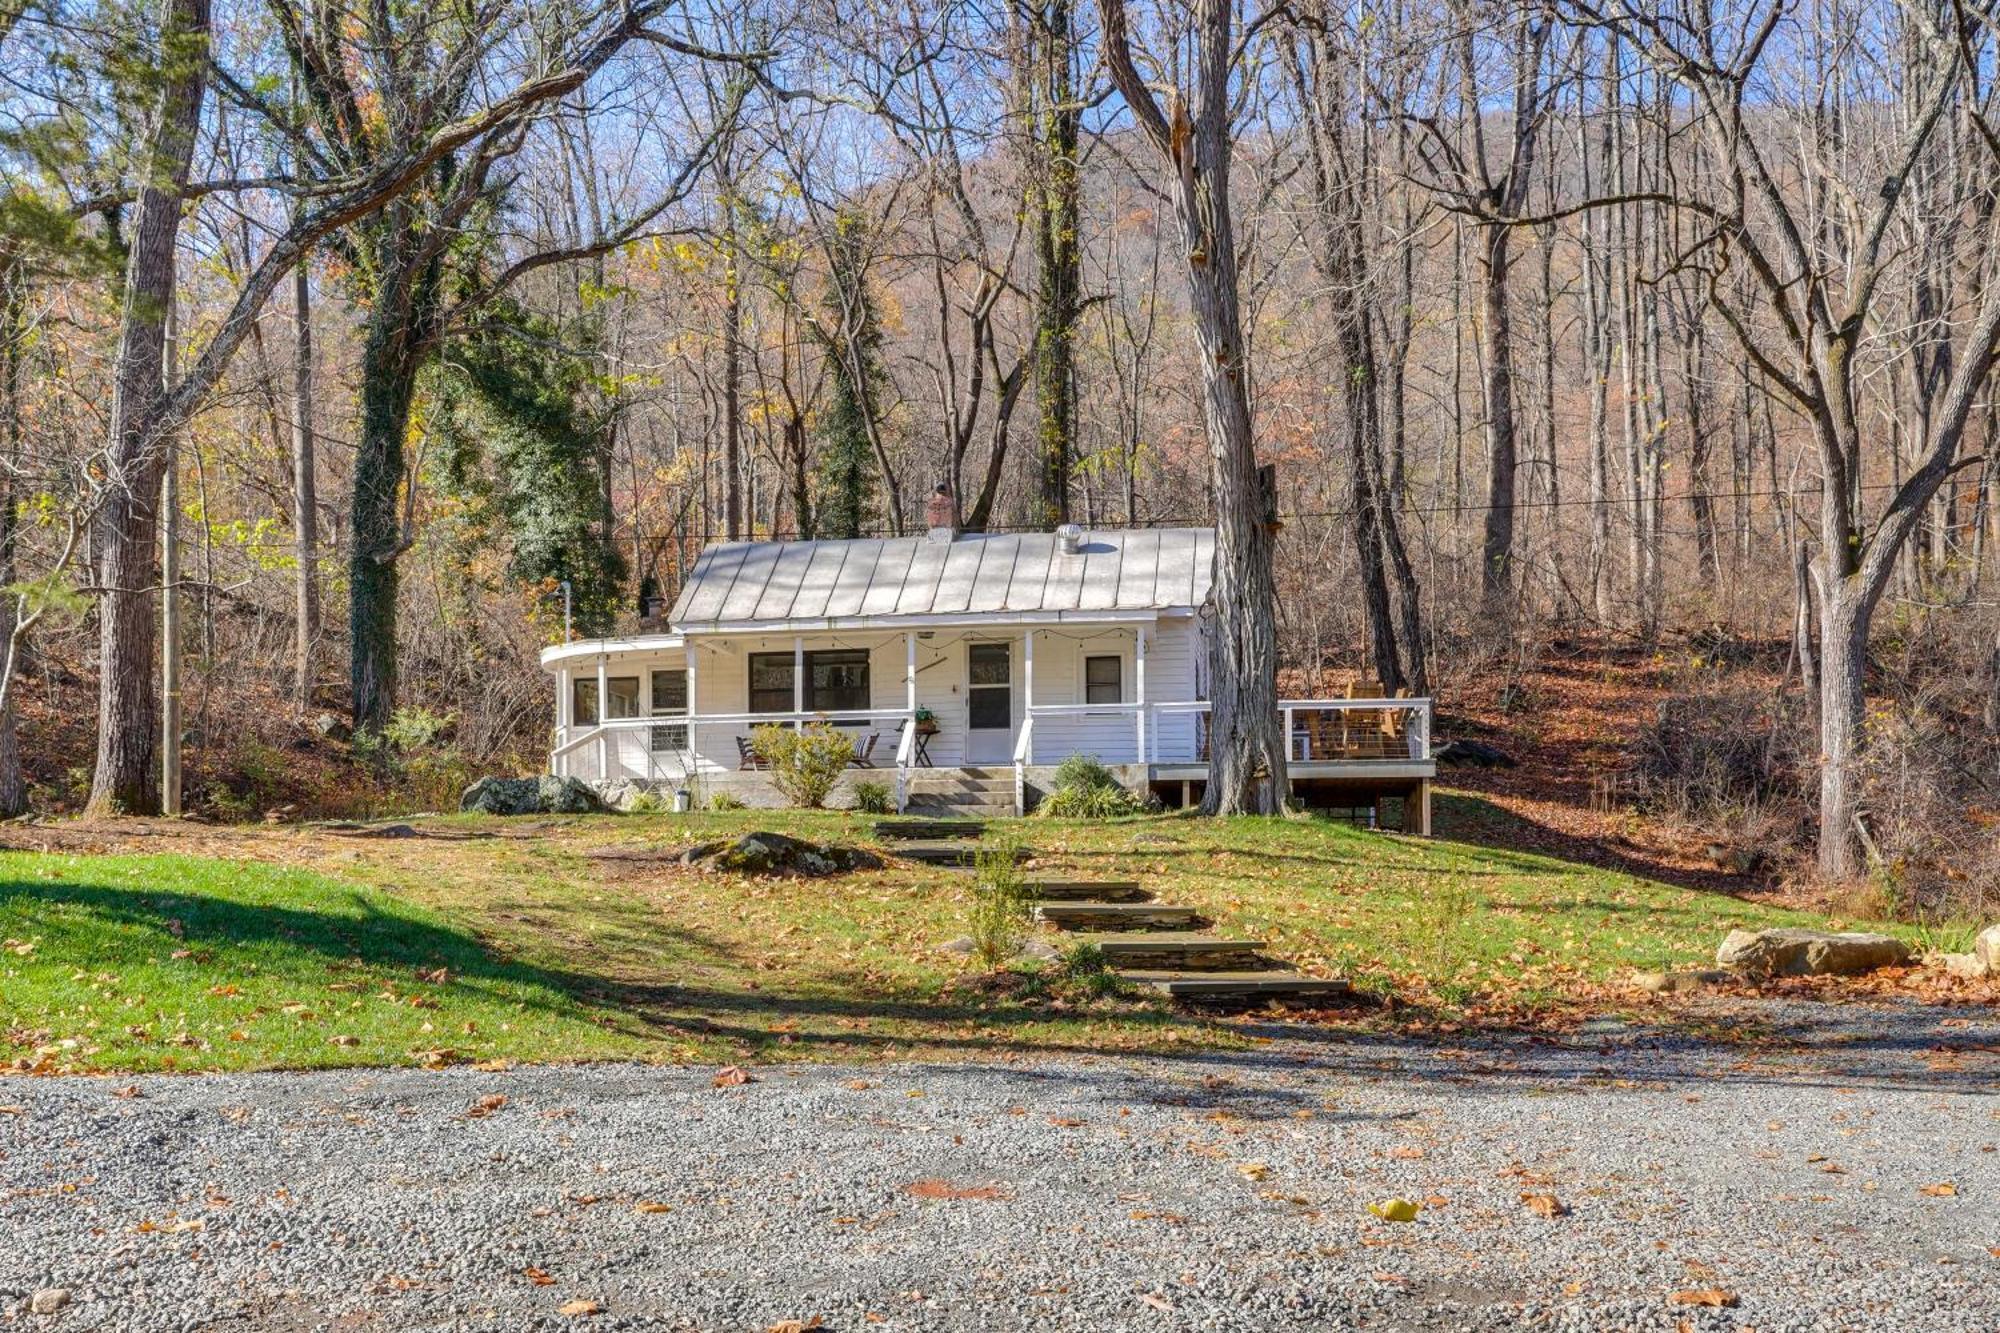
[540,622,1432,825]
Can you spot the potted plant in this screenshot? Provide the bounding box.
[914,706,939,735]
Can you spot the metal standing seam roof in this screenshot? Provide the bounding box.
[667,528,1216,628]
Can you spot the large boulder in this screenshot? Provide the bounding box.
[1716,927,1910,978]
[459,775,605,816]
[1977,924,2000,972]
[1434,738,1517,769]
[681,831,882,877]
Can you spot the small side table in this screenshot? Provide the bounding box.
[913,728,935,767]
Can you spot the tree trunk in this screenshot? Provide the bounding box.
[0,258,24,816]
[1476,222,1519,610]
[1028,0,1080,528]
[292,253,318,711]
[349,314,421,733]
[723,203,743,540]
[1815,593,1867,881]
[87,0,209,814]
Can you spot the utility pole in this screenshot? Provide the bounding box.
[160,297,181,816]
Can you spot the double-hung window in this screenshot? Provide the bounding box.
[1084,655,1123,705]
[748,650,872,719]
[649,668,689,753]
[572,675,640,726]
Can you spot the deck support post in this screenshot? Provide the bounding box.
[793,634,805,730]
[1402,779,1432,836]
[1134,627,1147,765]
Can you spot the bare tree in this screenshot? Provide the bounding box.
[1099,0,1287,813]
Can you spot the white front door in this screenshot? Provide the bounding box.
[964,640,1015,764]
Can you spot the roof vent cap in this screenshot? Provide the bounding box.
[1055,523,1083,555]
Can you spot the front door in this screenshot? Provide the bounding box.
[964,641,1014,763]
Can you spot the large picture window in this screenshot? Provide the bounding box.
[1084,655,1123,705]
[572,675,639,726]
[748,650,872,716]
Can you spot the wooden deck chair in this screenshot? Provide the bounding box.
[734,735,763,770]
[849,731,881,768]
[1343,681,1388,757]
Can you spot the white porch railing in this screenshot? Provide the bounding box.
[550,710,919,799]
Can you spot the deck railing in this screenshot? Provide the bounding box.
[1011,696,1432,768]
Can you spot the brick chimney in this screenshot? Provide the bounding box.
[924,482,956,543]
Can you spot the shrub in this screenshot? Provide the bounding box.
[1037,753,1143,818]
[750,721,855,809]
[1057,940,1126,1001]
[708,791,746,812]
[625,789,667,814]
[852,780,893,814]
[967,837,1031,969]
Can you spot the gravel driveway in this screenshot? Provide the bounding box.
[3,1000,1995,1332]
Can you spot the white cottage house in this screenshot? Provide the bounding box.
[540,523,1433,827]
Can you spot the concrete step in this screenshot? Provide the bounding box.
[894,841,1029,868]
[904,802,1016,820]
[1115,969,1353,1001]
[1035,902,1204,931]
[1084,933,1263,970]
[875,818,986,841]
[906,781,1015,796]
[1021,878,1148,902]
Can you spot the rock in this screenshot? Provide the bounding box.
[1019,937,1061,962]
[1703,842,1767,876]
[29,1289,69,1316]
[594,779,661,813]
[1977,924,2000,972]
[938,936,977,956]
[458,775,605,816]
[1434,738,1517,769]
[1937,952,1991,981]
[536,774,603,814]
[1634,968,1734,994]
[1716,928,1911,978]
[680,831,882,877]
[311,713,352,742]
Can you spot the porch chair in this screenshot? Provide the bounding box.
[849,731,881,768]
[734,735,764,770]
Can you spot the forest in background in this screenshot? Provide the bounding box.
[1,0,1997,908]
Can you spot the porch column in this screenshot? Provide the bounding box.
[686,643,699,762]
[554,666,569,775]
[596,653,609,781]
[1023,629,1035,766]
[792,634,805,729]
[905,630,917,716]
[1134,627,1148,764]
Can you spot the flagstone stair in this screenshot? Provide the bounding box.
[884,822,1347,1003]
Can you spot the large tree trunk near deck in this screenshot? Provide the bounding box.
[1476,223,1519,611]
[292,255,318,711]
[87,0,209,814]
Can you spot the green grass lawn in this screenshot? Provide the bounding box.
[0,796,1924,1074]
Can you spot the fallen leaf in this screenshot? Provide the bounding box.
[844,1079,871,1091]
[634,1202,671,1214]
[1521,1193,1569,1219]
[1138,1293,1173,1312]
[523,1267,556,1287]
[0,1105,25,1115]
[1669,1289,1738,1308]
[1367,1198,1421,1223]
[466,1094,508,1119]
[472,1058,513,1073]
[1388,1145,1426,1161]
[1047,1116,1085,1127]
[713,1065,752,1088]
[903,1178,1008,1201]
[558,1298,601,1317]
[1235,1162,1270,1182]
[329,1035,359,1047]
[765,1320,824,1333]
[1920,1182,1958,1198]
[111,1085,141,1100]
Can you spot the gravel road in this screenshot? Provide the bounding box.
[3,999,1995,1332]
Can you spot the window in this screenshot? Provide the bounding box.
[1085,655,1122,705]
[809,650,870,714]
[748,650,872,716]
[572,675,639,726]
[650,669,689,753]
[749,653,794,714]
